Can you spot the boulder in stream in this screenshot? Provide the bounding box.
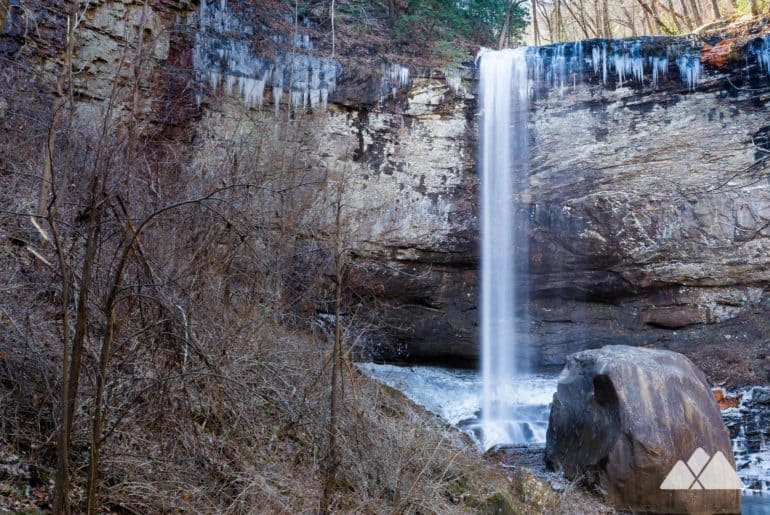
[545,345,741,513]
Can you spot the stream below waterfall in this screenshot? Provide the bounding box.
[358,363,770,513]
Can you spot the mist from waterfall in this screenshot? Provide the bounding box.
[479,48,531,450]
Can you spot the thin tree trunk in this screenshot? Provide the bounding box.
[636,0,670,33]
[624,7,637,36]
[49,14,77,512]
[498,1,512,48]
[710,0,721,18]
[532,0,542,45]
[562,0,591,38]
[602,0,611,37]
[577,0,593,38]
[679,0,694,30]
[689,0,703,25]
[538,1,553,42]
[642,8,654,33]
[50,15,87,507]
[650,0,662,29]
[50,190,72,515]
[667,0,682,31]
[592,0,602,36]
[54,176,101,514]
[320,185,344,514]
[387,0,396,25]
[38,8,77,244]
[86,308,116,514]
[330,0,335,57]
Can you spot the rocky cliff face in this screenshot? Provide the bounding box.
[370,32,770,381]
[519,33,770,380]
[3,2,769,381]
[366,29,770,381]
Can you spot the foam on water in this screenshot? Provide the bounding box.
[357,363,555,448]
[359,363,770,507]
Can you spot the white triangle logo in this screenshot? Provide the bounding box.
[660,460,696,489]
[698,451,744,490]
[660,448,744,490]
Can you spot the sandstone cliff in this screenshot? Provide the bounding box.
[2,2,769,384]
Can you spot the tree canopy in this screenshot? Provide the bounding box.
[391,0,530,52]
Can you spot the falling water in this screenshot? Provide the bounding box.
[479,48,531,450]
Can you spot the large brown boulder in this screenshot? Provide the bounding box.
[545,345,741,513]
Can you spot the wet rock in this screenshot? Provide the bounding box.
[725,386,770,493]
[365,30,770,368]
[749,386,770,405]
[545,345,739,513]
[6,1,770,373]
[713,387,741,409]
[0,3,25,57]
[701,39,738,68]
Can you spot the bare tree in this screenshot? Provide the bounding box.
[602,0,612,37]
[532,0,542,45]
[710,0,721,19]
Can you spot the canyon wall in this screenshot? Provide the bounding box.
[2,2,769,379]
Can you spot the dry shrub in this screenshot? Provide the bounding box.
[0,42,524,514]
[0,6,585,512]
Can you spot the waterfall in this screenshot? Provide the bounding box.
[479,48,531,450]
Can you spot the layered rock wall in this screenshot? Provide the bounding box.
[3,2,769,375]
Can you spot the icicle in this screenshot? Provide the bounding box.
[240,76,266,108]
[676,54,701,91]
[650,56,668,87]
[446,68,463,94]
[272,65,284,116]
[630,43,644,85]
[633,57,644,84]
[290,89,303,110]
[530,50,545,83]
[573,41,584,73]
[193,0,340,113]
[208,71,221,91]
[746,54,751,80]
[754,36,770,76]
[613,53,626,87]
[224,74,237,95]
[380,63,410,102]
[553,44,566,96]
[592,45,601,74]
[387,64,410,87]
[571,41,583,88]
[602,45,608,86]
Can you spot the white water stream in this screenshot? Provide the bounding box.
[478,48,533,451]
[359,363,770,513]
[357,363,554,447]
